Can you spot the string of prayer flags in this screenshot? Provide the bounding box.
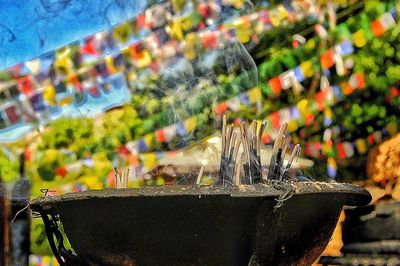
[305,122,399,159]
[1,0,318,86]
[259,73,365,145]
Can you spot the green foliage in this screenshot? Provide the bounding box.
[0,149,19,183]
[38,117,95,157]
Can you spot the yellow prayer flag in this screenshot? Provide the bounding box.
[142,153,157,170]
[352,30,367,48]
[287,120,299,133]
[232,17,251,43]
[113,23,131,44]
[105,55,118,73]
[184,116,197,133]
[180,16,193,32]
[248,87,261,104]
[183,33,197,60]
[43,84,56,106]
[297,99,310,117]
[304,39,316,50]
[235,27,251,43]
[355,139,367,155]
[54,56,73,76]
[144,134,154,149]
[43,256,51,264]
[300,60,314,78]
[166,21,183,40]
[324,107,333,119]
[322,141,333,154]
[277,5,288,20]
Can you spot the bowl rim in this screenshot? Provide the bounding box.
[30,181,371,211]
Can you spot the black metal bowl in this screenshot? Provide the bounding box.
[30,182,371,266]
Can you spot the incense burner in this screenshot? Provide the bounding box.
[30,182,371,266]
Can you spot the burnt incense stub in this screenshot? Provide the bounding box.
[31,182,371,266]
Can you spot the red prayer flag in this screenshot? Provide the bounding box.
[55,166,68,177]
[355,73,365,89]
[17,76,33,95]
[269,111,280,129]
[368,134,374,145]
[88,87,100,97]
[4,105,20,124]
[201,32,218,49]
[156,129,167,143]
[261,133,271,144]
[269,76,282,95]
[371,20,385,37]
[320,49,335,69]
[116,145,130,156]
[198,3,212,18]
[305,113,315,126]
[81,39,98,56]
[136,12,146,30]
[336,143,346,159]
[214,102,228,115]
[315,91,325,111]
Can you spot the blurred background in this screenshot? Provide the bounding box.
[0,0,399,265]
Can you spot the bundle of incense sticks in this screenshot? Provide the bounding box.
[218,117,302,185]
[114,167,130,189]
[266,123,302,180]
[239,121,266,184]
[219,116,265,185]
[219,115,241,185]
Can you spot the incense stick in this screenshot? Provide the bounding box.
[126,168,130,188]
[228,132,237,161]
[113,166,119,189]
[225,124,234,157]
[251,120,257,151]
[222,115,227,153]
[281,144,302,180]
[233,137,241,162]
[219,115,227,184]
[234,155,243,186]
[240,122,252,184]
[286,144,301,170]
[272,122,288,154]
[196,166,204,186]
[240,123,250,164]
[257,122,266,156]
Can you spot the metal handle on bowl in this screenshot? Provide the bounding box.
[37,207,86,266]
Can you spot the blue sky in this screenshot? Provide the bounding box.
[0,0,147,70]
